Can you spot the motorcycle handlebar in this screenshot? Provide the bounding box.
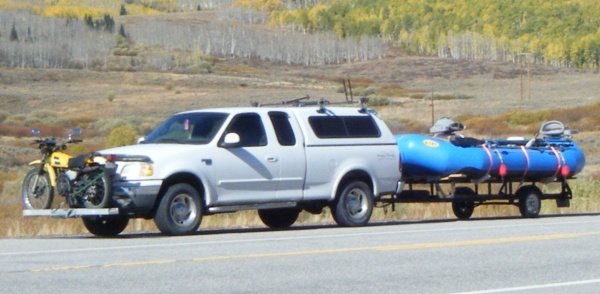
[32,137,83,150]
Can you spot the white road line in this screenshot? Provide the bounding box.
[2,217,600,257]
[451,278,600,293]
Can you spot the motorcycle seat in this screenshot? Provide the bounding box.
[68,154,89,169]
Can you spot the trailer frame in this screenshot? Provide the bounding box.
[379,175,573,219]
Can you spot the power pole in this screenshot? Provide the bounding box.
[517,52,532,104]
[431,86,435,126]
[520,62,524,102]
[527,59,531,101]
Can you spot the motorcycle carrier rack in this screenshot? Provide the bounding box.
[22,208,120,218]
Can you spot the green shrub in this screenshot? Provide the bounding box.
[377,86,405,97]
[105,124,138,147]
[107,91,116,102]
[0,110,8,123]
[368,96,391,107]
[4,115,26,125]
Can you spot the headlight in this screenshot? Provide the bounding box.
[120,162,154,178]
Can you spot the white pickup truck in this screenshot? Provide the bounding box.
[84,104,401,236]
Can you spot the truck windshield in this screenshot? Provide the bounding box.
[143,112,228,144]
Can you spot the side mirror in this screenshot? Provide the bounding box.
[137,137,146,144]
[70,129,81,136]
[220,133,241,148]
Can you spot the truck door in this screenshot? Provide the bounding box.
[268,111,305,201]
[214,113,279,204]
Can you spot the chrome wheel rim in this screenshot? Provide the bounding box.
[169,193,197,226]
[346,188,368,219]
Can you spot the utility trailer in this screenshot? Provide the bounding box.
[379,175,574,220]
[387,118,584,220]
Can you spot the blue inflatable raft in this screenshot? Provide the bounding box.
[396,119,585,182]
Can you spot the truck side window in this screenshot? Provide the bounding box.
[345,116,381,137]
[269,112,296,146]
[308,116,346,138]
[309,116,380,138]
[225,113,267,147]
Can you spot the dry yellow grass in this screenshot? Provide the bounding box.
[2,176,598,238]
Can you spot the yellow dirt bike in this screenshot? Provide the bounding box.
[21,129,114,209]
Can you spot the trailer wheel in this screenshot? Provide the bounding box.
[452,187,476,220]
[154,183,202,235]
[82,215,129,237]
[332,181,373,227]
[517,185,542,218]
[258,208,300,229]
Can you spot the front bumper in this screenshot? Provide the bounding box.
[112,180,162,215]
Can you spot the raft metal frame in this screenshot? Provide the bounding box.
[379,175,573,213]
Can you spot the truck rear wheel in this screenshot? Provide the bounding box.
[154,183,203,235]
[258,208,300,229]
[332,181,373,227]
[82,215,129,237]
[517,185,542,218]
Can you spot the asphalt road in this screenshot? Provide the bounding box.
[1,214,600,293]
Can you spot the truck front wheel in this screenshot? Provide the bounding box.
[258,208,300,229]
[154,183,203,235]
[332,181,373,227]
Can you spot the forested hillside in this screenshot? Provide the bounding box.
[0,0,383,68]
[248,0,600,68]
[3,0,599,68]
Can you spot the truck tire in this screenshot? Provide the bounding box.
[21,168,54,209]
[154,183,202,235]
[82,215,129,237]
[452,187,476,220]
[332,181,373,227]
[258,208,300,229]
[517,185,542,218]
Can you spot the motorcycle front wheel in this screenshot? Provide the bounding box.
[80,169,112,209]
[21,168,54,209]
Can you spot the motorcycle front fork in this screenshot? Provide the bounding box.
[30,164,47,197]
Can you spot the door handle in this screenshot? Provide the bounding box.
[266,156,278,163]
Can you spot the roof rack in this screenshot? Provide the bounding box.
[250,79,369,113]
[251,95,312,107]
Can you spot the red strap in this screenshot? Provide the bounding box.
[520,145,530,179]
[549,146,562,178]
[481,144,493,176]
